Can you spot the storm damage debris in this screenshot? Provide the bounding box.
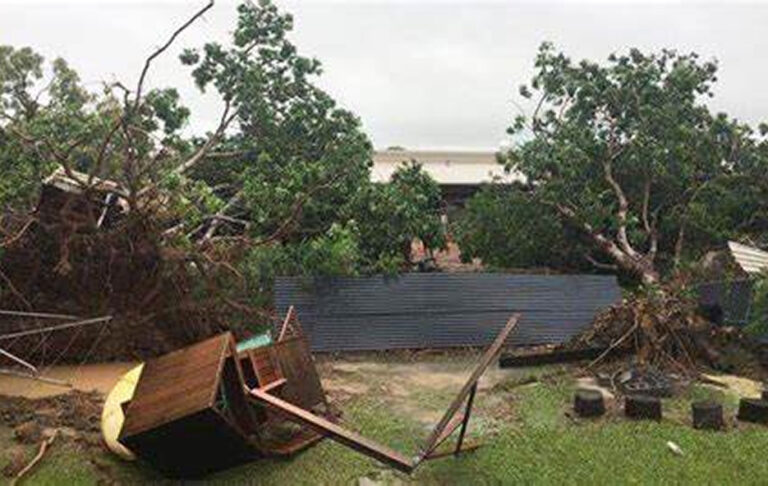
[0,165,266,362]
[529,283,761,380]
[117,310,521,477]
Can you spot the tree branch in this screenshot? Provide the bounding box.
[173,99,236,176]
[133,0,214,112]
[641,176,652,234]
[585,254,619,271]
[602,149,638,258]
[195,190,243,242]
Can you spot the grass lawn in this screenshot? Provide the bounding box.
[2,357,768,485]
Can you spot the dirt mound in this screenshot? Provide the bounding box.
[0,390,102,435]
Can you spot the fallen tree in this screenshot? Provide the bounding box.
[567,281,761,377]
[492,44,768,285]
[0,1,365,360]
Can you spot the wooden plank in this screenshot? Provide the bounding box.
[419,314,519,459]
[423,442,482,461]
[422,413,464,457]
[248,387,414,473]
[278,305,295,342]
[454,383,477,456]
[258,378,287,394]
[273,335,327,410]
[499,346,607,368]
[122,334,231,438]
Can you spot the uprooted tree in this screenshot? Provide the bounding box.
[484,43,768,285]
[0,0,445,357]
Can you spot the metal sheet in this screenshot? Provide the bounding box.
[274,273,621,351]
[697,279,754,326]
[728,241,768,275]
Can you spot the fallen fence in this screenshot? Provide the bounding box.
[275,273,621,351]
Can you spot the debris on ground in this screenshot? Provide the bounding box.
[2,446,28,478]
[699,373,764,398]
[11,430,58,486]
[666,441,683,456]
[554,281,767,393]
[0,390,102,439]
[13,421,43,445]
[0,391,103,482]
[614,366,679,397]
[115,311,521,478]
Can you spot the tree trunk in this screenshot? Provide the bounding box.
[639,267,660,286]
[555,204,660,286]
[603,242,659,286]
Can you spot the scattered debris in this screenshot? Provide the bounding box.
[571,287,720,373]
[11,430,58,486]
[727,241,768,275]
[2,446,28,479]
[700,373,763,398]
[0,390,102,435]
[13,421,43,445]
[549,281,767,399]
[615,366,677,397]
[499,346,607,368]
[666,440,683,456]
[116,310,521,477]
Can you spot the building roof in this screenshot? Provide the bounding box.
[372,150,523,185]
[728,241,768,275]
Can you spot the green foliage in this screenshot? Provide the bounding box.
[454,184,588,270]
[0,42,201,212]
[180,0,372,242]
[746,273,768,336]
[497,43,768,280]
[242,161,446,289]
[354,161,446,271]
[241,222,361,305]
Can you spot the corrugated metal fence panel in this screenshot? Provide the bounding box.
[275,273,621,351]
[697,279,754,326]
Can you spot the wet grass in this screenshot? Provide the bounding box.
[2,361,768,485]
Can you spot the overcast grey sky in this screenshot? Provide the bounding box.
[1,1,768,150]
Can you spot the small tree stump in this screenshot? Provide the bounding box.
[691,401,724,430]
[574,389,605,417]
[737,398,768,424]
[625,395,662,421]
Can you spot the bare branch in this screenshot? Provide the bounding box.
[601,144,637,258]
[173,99,237,176]
[194,190,243,242]
[585,254,619,271]
[641,177,652,234]
[133,0,214,112]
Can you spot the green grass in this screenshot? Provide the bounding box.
[3,364,768,485]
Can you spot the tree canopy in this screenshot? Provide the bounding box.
[0,0,447,287]
[484,43,768,284]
